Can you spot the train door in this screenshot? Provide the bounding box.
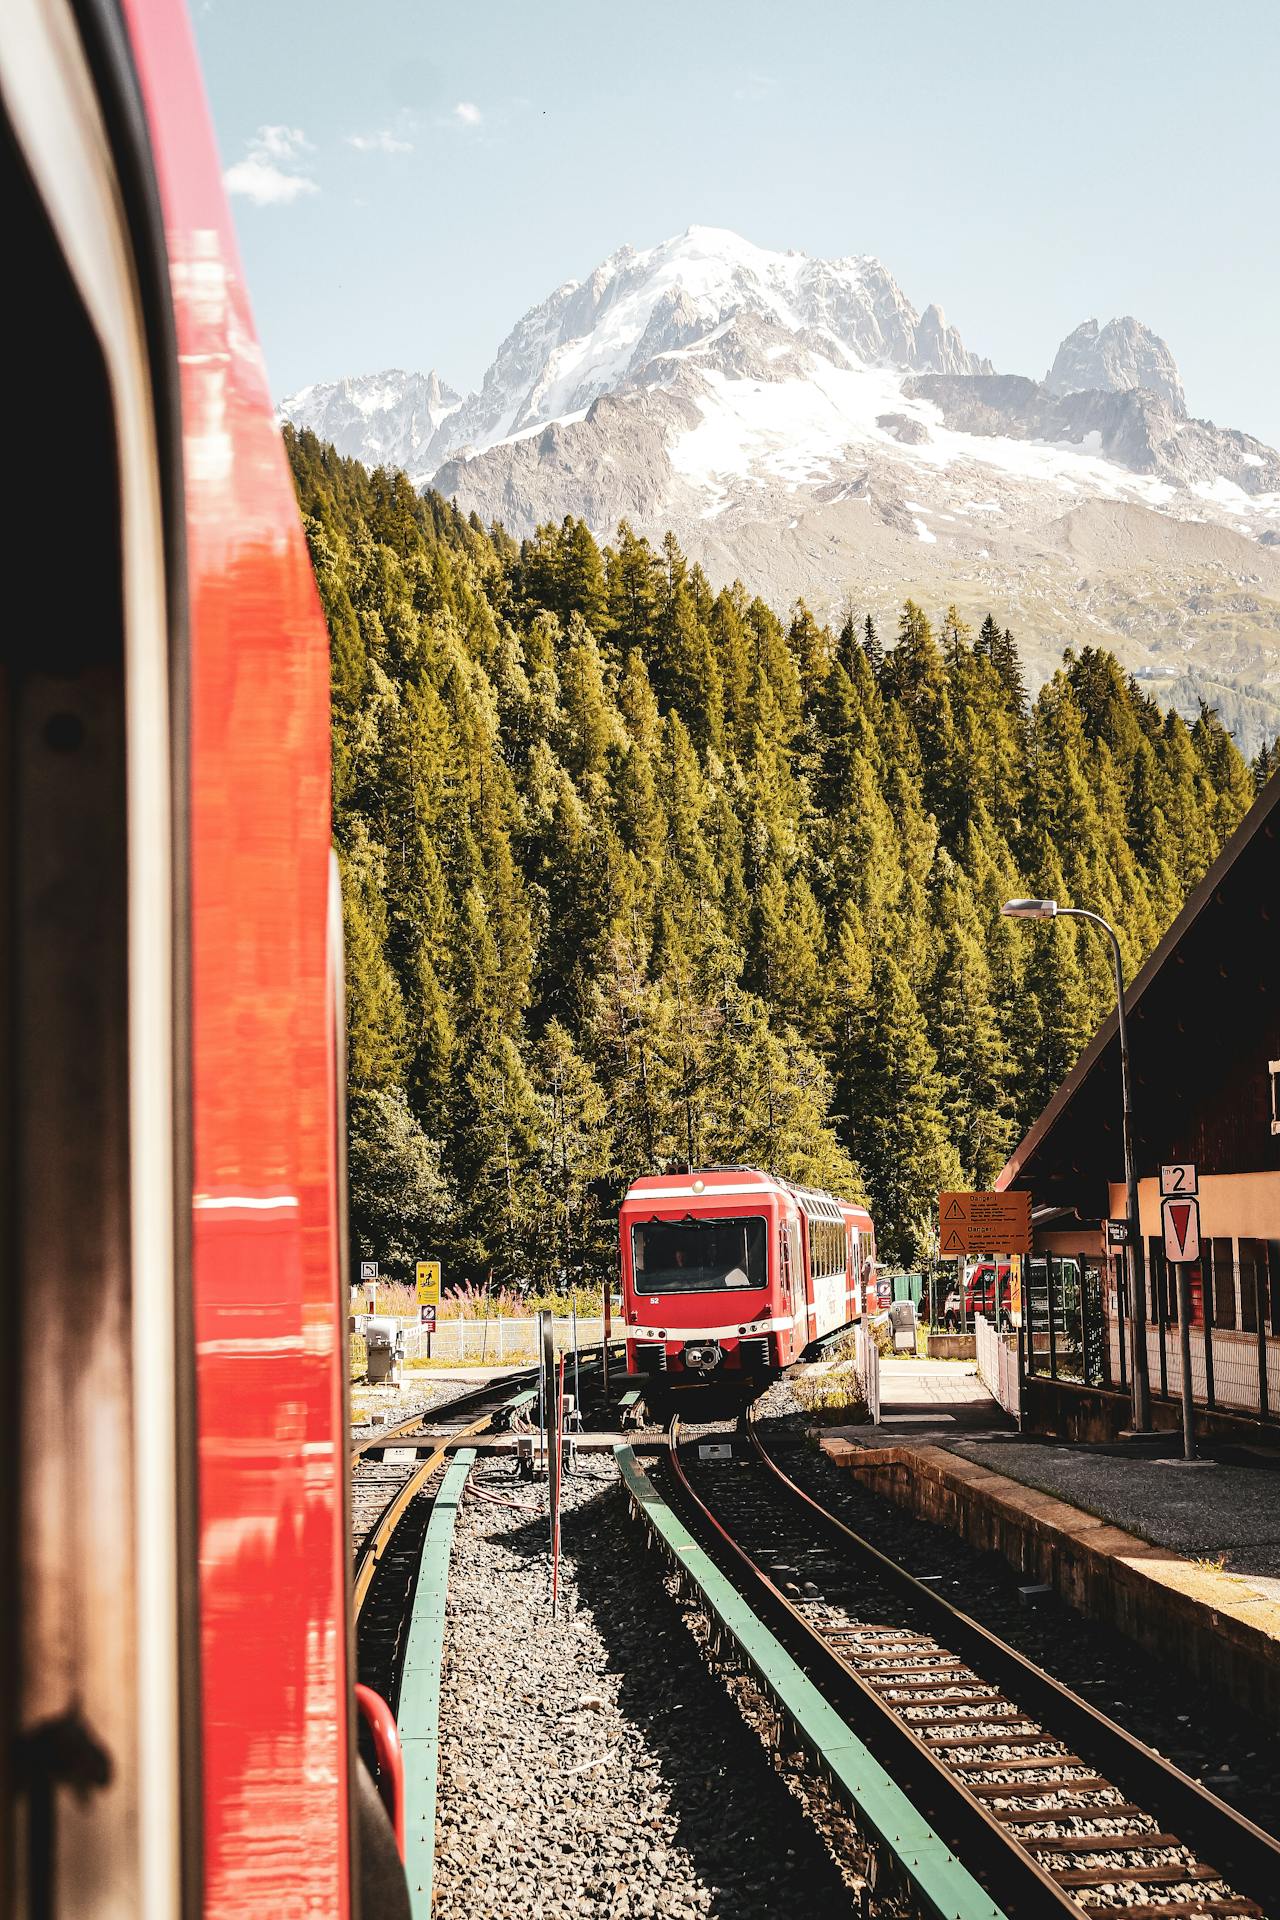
[778,1222,794,1360]
[789,1217,807,1353]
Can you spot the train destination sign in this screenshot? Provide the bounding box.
[938,1189,1033,1257]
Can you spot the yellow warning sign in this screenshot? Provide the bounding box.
[937,1191,1032,1257]
[416,1259,441,1305]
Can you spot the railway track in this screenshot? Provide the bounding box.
[352,1349,622,1692]
[659,1408,1280,1920]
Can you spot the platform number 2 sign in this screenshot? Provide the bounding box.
[1159,1164,1197,1196]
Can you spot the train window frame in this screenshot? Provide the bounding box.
[631,1215,768,1294]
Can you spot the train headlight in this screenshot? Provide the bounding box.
[683,1341,722,1373]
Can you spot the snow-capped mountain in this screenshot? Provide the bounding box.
[280,226,1280,750]
[282,368,462,476]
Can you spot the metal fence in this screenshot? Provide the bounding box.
[975,1313,1019,1417]
[1024,1238,1279,1424]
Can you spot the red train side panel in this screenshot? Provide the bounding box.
[121,2,350,1909]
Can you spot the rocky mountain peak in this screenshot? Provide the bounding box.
[1046,316,1186,417]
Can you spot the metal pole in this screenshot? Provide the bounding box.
[1176,1265,1196,1459]
[539,1308,553,1476]
[1256,1256,1271,1422]
[550,1352,564,1614]
[1046,1252,1057,1378]
[1202,1251,1216,1411]
[1106,920,1150,1429]
[1061,910,1150,1430]
[572,1299,580,1418]
[1115,1243,1127,1389]
[602,1270,612,1400]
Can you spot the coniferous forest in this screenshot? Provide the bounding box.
[286,428,1270,1280]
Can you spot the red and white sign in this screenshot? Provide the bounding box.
[1162,1195,1201,1263]
[419,1304,436,1328]
[1160,1163,1198,1196]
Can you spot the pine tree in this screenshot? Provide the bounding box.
[287,429,1260,1290]
[862,612,884,679]
[838,956,962,1266]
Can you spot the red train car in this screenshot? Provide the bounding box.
[619,1167,876,1383]
[3,0,407,1913]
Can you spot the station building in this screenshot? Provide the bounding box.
[997,773,1279,1439]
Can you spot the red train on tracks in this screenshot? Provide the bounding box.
[619,1168,876,1386]
[4,0,410,1913]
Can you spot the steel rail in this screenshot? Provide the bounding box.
[352,1343,625,1613]
[663,1417,1079,1918]
[349,1341,624,1467]
[746,1409,1280,1913]
[349,1366,539,1467]
[352,1415,490,1618]
[616,1440,1006,1920]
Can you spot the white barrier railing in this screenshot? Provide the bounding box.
[855,1322,881,1425]
[975,1313,1020,1416]
[395,1315,606,1365]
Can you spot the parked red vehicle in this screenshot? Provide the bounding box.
[965,1261,1013,1321]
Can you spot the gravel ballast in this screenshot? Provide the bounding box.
[433,1455,875,1919]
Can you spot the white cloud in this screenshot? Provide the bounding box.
[453,101,482,126]
[346,129,413,154]
[224,125,318,205]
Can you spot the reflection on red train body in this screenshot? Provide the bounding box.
[122,1,349,1908]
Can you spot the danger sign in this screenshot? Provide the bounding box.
[938,1190,1032,1257]
[1162,1195,1201,1264]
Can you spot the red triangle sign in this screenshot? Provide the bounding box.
[1169,1202,1192,1254]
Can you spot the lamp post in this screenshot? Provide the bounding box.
[1002,898,1151,1431]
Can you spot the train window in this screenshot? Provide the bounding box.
[633,1217,767,1292]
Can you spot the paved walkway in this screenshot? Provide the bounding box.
[875,1356,1007,1432]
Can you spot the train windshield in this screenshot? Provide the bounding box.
[631,1216,767,1293]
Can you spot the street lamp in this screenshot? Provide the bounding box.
[1002,897,1151,1430]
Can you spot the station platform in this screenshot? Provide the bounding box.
[818,1356,1280,1723]
[873,1354,1006,1432]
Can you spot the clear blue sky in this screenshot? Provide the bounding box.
[193,0,1280,446]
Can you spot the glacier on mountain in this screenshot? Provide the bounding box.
[279,225,1280,752]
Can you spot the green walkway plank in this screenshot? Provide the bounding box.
[615,1445,1007,1920]
[399,1447,475,1919]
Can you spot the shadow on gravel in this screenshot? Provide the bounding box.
[545,1471,859,1920]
